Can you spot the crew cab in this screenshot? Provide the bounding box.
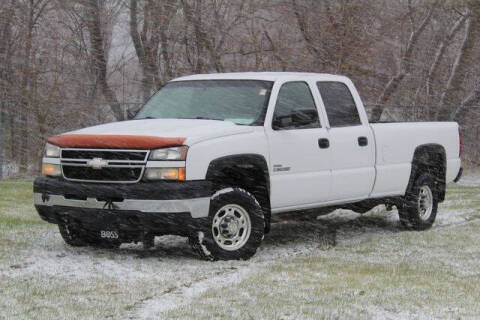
[34,72,463,260]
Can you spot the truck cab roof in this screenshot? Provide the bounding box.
[171,72,351,83]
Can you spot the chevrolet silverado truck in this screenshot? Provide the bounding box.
[34,72,463,260]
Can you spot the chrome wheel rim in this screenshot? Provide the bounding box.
[212,204,251,251]
[418,185,433,221]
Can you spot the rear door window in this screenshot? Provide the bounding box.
[317,82,361,127]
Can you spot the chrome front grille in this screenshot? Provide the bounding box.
[61,150,147,161]
[60,149,149,183]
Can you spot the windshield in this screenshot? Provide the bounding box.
[135,80,273,125]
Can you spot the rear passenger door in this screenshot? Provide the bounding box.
[316,81,375,201]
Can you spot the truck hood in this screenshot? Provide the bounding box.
[51,119,254,148]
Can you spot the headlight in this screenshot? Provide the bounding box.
[42,163,61,177]
[149,146,188,161]
[144,168,186,181]
[45,143,60,158]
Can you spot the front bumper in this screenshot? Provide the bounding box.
[34,177,212,234]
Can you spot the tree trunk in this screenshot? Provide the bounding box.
[84,0,123,120]
[425,15,467,102]
[0,1,15,177]
[130,0,173,101]
[129,0,151,102]
[436,15,480,121]
[19,0,35,174]
[291,0,318,57]
[181,0,207,73]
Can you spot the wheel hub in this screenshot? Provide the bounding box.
[418,185,433,220]
[212,204,251,251]
[220,217,239,236]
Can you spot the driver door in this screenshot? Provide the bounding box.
[266,81,331,210]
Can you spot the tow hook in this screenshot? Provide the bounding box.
[41,193,50,203]
[102,199,119,210]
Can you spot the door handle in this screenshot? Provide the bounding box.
[358,136,368,147]
[318,138,330,149]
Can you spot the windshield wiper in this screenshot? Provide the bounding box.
[134,116,156,120]
[134,116,224,121]
[179,116,224,121]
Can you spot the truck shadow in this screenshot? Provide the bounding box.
[264,209,403,250]
[116,209,403,259]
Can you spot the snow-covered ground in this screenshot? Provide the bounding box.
[1,176,480,319]
[458,168,480,186]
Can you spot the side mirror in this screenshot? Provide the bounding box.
[272,114,293,130]
[291,109,318,126]
[272,108,318,130]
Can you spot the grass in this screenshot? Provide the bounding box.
[0,180,479,319]
[168,225,480,319]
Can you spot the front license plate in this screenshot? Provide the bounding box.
[100,230,119,239]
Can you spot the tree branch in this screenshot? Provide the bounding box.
[371,1,437,121]
[437,14,479,120]
[291,0,319,56]
[426,14,468,100]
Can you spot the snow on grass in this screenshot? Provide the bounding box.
[458,168,480,186]
[1,176,480,319]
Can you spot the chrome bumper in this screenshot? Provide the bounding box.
[34,193,210,218]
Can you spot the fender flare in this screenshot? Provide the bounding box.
[205,153,270,194]
[205,153,271,232]
[406,143,447,202]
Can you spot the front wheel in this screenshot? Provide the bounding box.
[398,173,439,230]
[58,222,89,247]
[189,188,265,261]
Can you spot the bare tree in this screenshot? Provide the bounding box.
[436,0,480,121]
[83,0,123,120]
[181,0,209,73]
[18,0,50,173]
[0,1,16,177]
[425,14,468,102]
[1,0,480,174]
[129,0,176,101]
[370,0,437,122]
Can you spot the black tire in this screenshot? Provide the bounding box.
[143,233,155,249]
[398,173,439,230]
[189,188,265,261]
[58,222,89,247]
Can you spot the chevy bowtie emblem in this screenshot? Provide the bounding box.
[87,157,109,169]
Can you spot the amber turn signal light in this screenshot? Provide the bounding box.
[42,163,61,177]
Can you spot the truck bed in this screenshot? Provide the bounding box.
[369,121,461,198]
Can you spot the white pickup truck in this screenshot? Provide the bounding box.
[34,72,462,260]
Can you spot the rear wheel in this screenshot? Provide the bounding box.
[189,188,264,261]
[398,173,438,230]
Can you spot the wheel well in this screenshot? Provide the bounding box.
[206,154,271,232]
[407,144,447,202]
